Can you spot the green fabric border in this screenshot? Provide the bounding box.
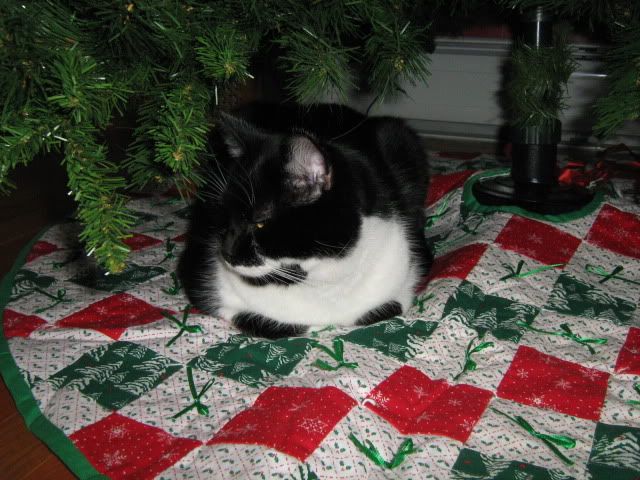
[462,168,605,223]
[0,228,108,480]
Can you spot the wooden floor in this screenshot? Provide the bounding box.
[0,139,498,479]
[0,156,76,479]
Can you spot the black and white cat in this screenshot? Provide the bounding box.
[179,103,432,339]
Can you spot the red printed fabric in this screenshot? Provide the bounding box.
[25,240,59,262]
[2,309,45,338]
[209,386,356,460]
[495,216,582,265]
[426,243,488,283]
[426,170,476,206]
[497,346,610,421]
[616,327,640,374]
[364,366,493,442]
[70,413,201,480]
[56,293,171,340]
[586,204,640,259]
[122,233,163,251]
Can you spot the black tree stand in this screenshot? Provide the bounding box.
[472,8,594,215]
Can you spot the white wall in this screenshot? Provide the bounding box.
[344,37,638,145]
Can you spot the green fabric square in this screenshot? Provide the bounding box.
[10,270,56,302]
[545,273,636,325]
[441,280,539,341]
[69,263,166,293]
[48,341,182,410]
[338,318,438,361]
[452,448,574,480]
[188,335,316,387]
[10,269,72,313]
[588,423,640,480]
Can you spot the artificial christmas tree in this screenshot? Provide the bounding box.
[1,1,638,272]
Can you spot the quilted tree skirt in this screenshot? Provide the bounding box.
[2,152,640,480]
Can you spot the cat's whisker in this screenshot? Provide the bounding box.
[230,177,253,208]
[314,239,350,254]
[213,159,229,187]
[337,238,355,256]
[272,267,312,285]
[201,167,227,200]
[314,238,354,257]
[230,157,256,207]
[273,266,327,289]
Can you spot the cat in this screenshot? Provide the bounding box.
[179,103,432,339]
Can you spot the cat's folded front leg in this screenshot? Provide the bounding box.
[232,311,309,339]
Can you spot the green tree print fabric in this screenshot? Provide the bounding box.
[1,157,639,480]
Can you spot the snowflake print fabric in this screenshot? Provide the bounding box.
[1,156,640,479]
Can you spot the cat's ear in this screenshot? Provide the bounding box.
[217,111,266,158]
[284,135,332,204]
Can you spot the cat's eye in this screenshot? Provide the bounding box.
[255,222,265,229]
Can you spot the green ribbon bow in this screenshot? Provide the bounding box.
[500,260,564,282]
[453,336,494,381]
[162,272,183,295]
[491,408,576,465]
[516,321,607,355]
[628,383,640,407]
[425,193,453,228]
[459,213,487,235]
[349,434,419,469]
[159,238,177,264]
[35,288,71,313]
[586,264,640,285]
[310,324,336,338]
[413,292,434,314]
[172,367,214,418]
[162,305,203,347]
[312,338,358,371]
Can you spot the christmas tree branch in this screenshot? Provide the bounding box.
[506,36,576,127]
[64,125,134,273]
[277,27,356,103]
[594,25,640,137]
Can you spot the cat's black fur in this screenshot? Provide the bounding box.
[179,103,432,339]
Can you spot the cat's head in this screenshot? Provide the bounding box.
[201,112,360,279]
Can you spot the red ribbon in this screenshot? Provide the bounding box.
[558,144,640,188]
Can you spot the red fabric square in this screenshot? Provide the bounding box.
[56,293,170,340]
[426,243,488,284]
[70,412,200,480]
[364,366,493,442]
[209,386,356,460]
[497,346,610,421]
[26,241,59,262]
[122,233,163,251]
[2,309,46,338]
[495,216,581,265]
[615,327,640,374]
[426,170,476,206]
[586,204,640,259]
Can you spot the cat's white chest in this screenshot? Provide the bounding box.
[214,216,418,326]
